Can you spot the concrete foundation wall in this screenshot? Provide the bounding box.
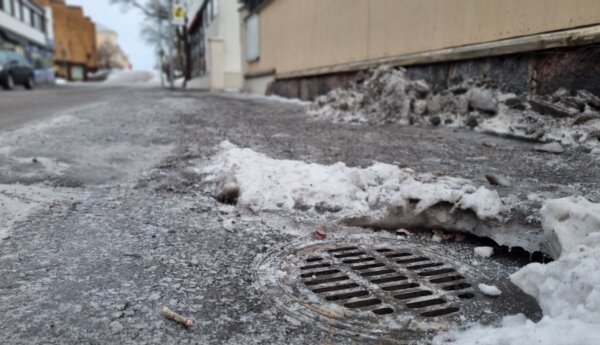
[244,74,275,94]
[268,45,600,101]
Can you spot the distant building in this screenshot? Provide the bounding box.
[239,0,600,99]
[0,0,54,71]
[185,0,243,91]
[96,23,132,70]
[34,0,97,81]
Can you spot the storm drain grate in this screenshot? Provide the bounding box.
[300,245,473,318]
[255,237,542,342]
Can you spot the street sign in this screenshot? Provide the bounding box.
[172,4,185,26]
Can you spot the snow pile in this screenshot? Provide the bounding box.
[434,196,600,345]
[201,141,508,223]
[104,70,161,85]
[310,65,600,150]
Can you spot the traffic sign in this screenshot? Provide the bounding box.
[172,5,185,25]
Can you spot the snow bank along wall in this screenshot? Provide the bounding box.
[241,0,600,99]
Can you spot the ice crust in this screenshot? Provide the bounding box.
[201,141,508,223]
[434,196,600,345]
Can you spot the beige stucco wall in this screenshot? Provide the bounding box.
[245,0,600,76]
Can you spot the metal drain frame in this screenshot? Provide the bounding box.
[254,235,542,342]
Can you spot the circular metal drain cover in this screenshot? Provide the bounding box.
[255,236,542,342]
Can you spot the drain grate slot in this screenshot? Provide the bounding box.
[360,269,396,277]
[343,257,376,264]
[352,263,386,270]
[407,298,447,309]
[371,275,408,284]
[407,262,444,270]
[344,298,382,309]
[430,275,464,284]
[382,282,420,291]
[372,307,395,315]
[394,290,433,300]
[375,248,393,253]
[313,283,360,294]
[385,253,413,258]
[326,290,369,301]
[300,263,331,270]
[420,307,459,317]
[396,257,430,264]
[305,257,323,262]
[334,251,366,259]
[418,268,455,277]
[442,283,472,291]
[304,275,349,286]
[300,269,341,278]
[328,247,358,253]
[458,292,475,299]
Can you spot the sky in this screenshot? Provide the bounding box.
[67,0,155,70]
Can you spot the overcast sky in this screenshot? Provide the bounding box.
[67,0,155,70]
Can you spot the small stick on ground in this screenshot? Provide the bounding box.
[161,307,195,327]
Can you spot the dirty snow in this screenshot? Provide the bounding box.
[201,141,508,223]
[310,65,600,151]
[474,246,494,257]
[434,196,600,345]
[478,283,502,296]
[104,70,161,85]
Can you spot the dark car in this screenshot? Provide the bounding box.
[0,50,35,90]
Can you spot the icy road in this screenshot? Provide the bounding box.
[0,83,599,344]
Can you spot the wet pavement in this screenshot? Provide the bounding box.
[0,85,598,344]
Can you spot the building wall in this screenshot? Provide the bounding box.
[35,0,97,79]
[245,0,600,77]
[0,3,48,47]
[186,0,243,90]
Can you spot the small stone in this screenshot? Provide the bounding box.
[535,142,565,154]
[485,173,511,187]
[429,116,441,126]
[412,99,428,115]
[467,88,498,114]
[466,115,479,128]
[474,246,494,257]
[110,321,124,334]
[111,312,124,319]
[414,80,431,95]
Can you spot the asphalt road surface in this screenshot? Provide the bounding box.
[0,83,126,130]
[0,84,597,344]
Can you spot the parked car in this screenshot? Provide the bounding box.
[0,50,35,90]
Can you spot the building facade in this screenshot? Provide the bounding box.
[186,0,243,90]
[34,0,97,81]
[0,0,54,76]
[240,0,600,98]
[96,24,132,71]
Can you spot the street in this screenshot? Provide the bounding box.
[0,84,598,344]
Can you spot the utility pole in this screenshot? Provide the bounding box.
[168,0,175,89]
[158,18,165,88]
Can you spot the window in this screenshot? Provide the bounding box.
[246,14,259,62]
[212,0,218,18]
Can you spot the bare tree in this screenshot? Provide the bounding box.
[110,0,192,87]
[97,40,120,70]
